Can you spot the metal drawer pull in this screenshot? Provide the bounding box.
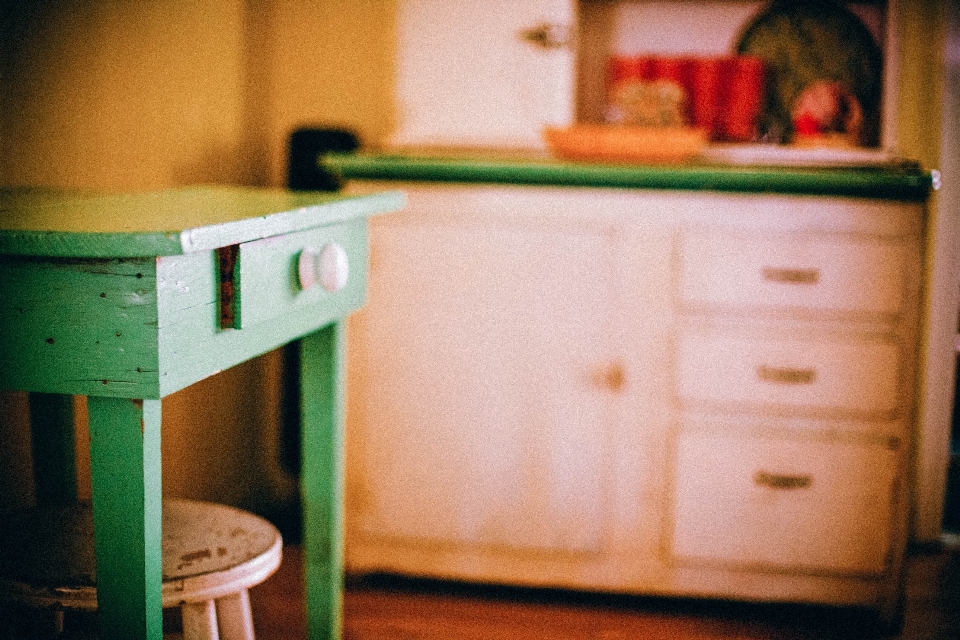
[762,266,820,285]
[757,365,816,385]
[754,471,813,490]
[298,243,350,292]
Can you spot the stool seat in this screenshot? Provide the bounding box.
[0,499,282,639]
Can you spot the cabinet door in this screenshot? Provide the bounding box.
[347,219,617,555]
[391,0,575,149]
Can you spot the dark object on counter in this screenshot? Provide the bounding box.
[287,127,360,191]
[736,0,883,146]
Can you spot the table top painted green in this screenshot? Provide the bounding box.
[322,151,934,202]
[0,185,405,258]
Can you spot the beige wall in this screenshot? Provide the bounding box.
[1,0,248,190]
[0,0,397,191]
[261,0,398,185]
[0,0,397,514]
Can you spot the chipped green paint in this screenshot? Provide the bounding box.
[0,256,161,397]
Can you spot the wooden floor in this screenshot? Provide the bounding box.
[15,536,957,639]
[247,536,960,640]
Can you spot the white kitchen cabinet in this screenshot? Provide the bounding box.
[343,181,922,628]
[391,0,576,150]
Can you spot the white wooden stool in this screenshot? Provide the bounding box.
[0,499,282,639]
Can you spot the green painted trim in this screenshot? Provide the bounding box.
[323,152,934,202]
[87,396,163,640]
[0,186,404,258]
[28,393,78,505]
[0,229,186,259]
[300,322,346,640]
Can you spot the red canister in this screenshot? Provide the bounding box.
[607,55,636,89]
[719,55,766,142]
[689,57,723,139]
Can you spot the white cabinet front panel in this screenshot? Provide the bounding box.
[344,183,921,615]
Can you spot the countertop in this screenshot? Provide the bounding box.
[322,150,935,202]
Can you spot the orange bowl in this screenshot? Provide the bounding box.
[544,125,708,164]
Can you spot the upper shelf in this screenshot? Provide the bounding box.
[322,151,935,202]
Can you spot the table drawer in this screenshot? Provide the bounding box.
[669,431,898,576]
[232,220,368,329]
[676,331,901,417]
[678,232,908,316]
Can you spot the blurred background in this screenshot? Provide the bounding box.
[0,0,953,544]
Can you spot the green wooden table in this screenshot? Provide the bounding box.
[0,185,404,639]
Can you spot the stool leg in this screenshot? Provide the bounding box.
[215,589,255,640]
[182,600,220,640]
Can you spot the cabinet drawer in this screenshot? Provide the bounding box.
[678,233,908,316]
[676,332,901,417]
[232,220,368,329]
[670,431,898,576]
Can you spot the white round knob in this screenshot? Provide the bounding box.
[319,242,350,292]
[298,243,349,292]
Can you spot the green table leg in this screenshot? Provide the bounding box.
[300,322,346,640]
[28,393,78,505]
[87,396,163,640]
